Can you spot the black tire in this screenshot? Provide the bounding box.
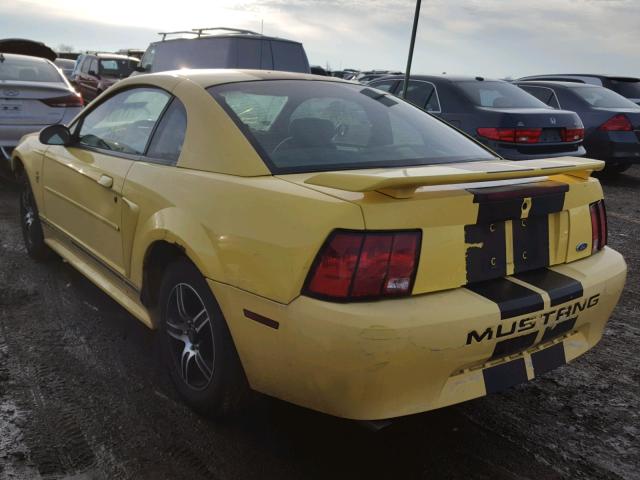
[159,258,250,418]
[19,171,53,262]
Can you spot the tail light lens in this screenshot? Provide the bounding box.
[599,114,633,132]
[41,93,84,108]
[589,200,607,253]
[304,230,421,301]
[562,128,584,142]
[477,128,542,144]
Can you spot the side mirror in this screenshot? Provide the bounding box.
[39,124,73,146]
[133,65,147,73]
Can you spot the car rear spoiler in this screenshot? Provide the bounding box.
[304,157,604,198]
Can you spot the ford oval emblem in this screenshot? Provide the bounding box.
[576,242,588,252]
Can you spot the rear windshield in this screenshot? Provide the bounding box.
[570,86,640,109]
[0,56,63,82]
[606,79,640,99]
[99,58,138,78]
[208,80,496,174]
[456,80,549,109]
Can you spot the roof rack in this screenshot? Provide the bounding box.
[192,27,261,37]
[158,31,200,41]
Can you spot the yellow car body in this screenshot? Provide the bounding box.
[12,70,626,420]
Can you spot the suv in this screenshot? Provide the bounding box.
[70,53,139,101]
[518,75,640,105]
[136,27,310,75]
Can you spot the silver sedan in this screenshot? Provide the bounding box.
[1,52,83,170]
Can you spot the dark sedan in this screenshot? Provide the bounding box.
[368,75,586,160]
[516,81,640,174]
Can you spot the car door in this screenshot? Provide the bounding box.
[41,86,172,276]
[84,58,100,101]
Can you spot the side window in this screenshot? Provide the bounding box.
[140,47,155,73]
[146,99,188,165]
[271,41,307,73]
[80,58,90,74]
[399,81,441,112]
[77,87,171,155]
[89,59,98,74]
[370,80,399,93]
[290,97,372,147]
[520,86,560,109]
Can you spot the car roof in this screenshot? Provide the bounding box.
[134,69,349,88]
[0,52,51,64]
[369,74,504,84]
[520,74,640,81]
[153,33,302,46]
[516,80,603,89]
[97,53,139,61]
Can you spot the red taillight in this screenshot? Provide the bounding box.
[41,93,84,108]
[589,200,607,253]
[304,230,422,301]
[599,114,632,132]
[477,128,541,144]
[562,128,584,142]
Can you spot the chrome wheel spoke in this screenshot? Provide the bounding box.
[175,284,189,321]
[180,347,195,384]
[166,320,188,344]
[166,282,216,391]
[193,308,209,333]
[194,352,213,379]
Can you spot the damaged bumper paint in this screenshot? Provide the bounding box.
[208,247,626,420]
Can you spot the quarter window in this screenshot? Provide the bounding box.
[77,87,171,155]
[146,99,188,165]
[519,86,560,109]
[399,80,441,112]
[370,80,399,93]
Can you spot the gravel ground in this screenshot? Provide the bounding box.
[0,167,638,480]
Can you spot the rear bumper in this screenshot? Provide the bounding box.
[210,247,626,420]
[585,131,640,164]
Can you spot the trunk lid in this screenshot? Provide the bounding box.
[0,81,70,125]
[279,157,604,295]
[477,107,583,144]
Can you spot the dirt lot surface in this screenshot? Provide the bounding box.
[0,167,638,480]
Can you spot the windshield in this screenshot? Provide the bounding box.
[0,56,63,82]
[208,80,496,174]
[607,79,640,99]
[571,86,640,109]
[99,58,138,78]
[457,80,550,109]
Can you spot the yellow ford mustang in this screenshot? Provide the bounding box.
[11,70,626,420]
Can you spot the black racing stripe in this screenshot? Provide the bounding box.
[531,343,566,376]
[515,269,583,306]
[513,215,550,273]
[540,317,577,343]
[465,222,507,283]
[483,358,528,394]
[467,278,544,320]
[469,181,568,224]
[491,332,538,360]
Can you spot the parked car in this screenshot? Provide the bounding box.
[515,81,640,175]
[518,74,640,105]
[368,75,586,160]
[70,53,139,101]
[0,52,82,171]
[0,38,56,61]
[54,58,76,80]
[136,27,310,75]
[11,70,626,421]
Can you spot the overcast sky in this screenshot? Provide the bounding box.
[1,0,638,78]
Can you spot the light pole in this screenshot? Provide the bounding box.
[402,0,422,99]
